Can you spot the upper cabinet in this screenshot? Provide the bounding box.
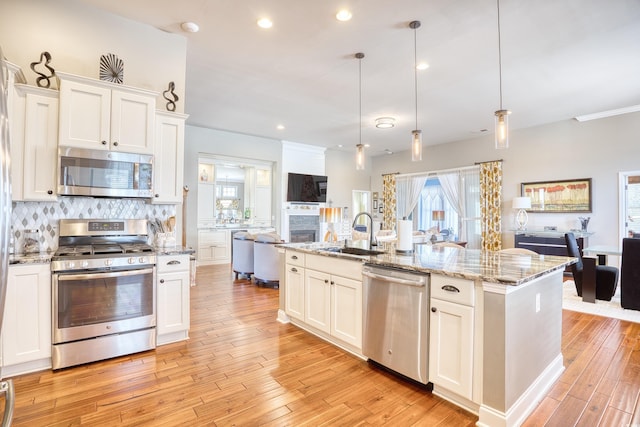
[57,72,157,154]
[152,111,188,204]
[11,84,59,202]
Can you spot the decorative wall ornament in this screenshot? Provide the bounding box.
[99,53,124,84]
[163,81,179,112]
[30,51,56,89]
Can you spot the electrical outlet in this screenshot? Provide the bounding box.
[535,293,541,313]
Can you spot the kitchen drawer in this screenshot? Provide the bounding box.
[285,250,305,267]
[431,274,475,307]
[157,254,190,273]
[198,230,227,245]
[305,254,362,281]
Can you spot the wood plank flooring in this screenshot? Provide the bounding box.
[2,264,639,426]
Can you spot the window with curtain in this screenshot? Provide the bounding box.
[409,166,482,249]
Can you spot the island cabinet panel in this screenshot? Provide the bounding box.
[2,264,52,376]
[156,254,191,345]
[291,253,363,352]
[429,274,475,401]
[284,251,305,321]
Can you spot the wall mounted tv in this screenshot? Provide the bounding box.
[286,173,328,203]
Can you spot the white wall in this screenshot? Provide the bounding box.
[184,125,282,248]
[0,0,187,112]
[371,112,640,249]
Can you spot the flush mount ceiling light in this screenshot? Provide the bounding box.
[257,18,273,29]
[276,124,285,130]
[355,52,365,171]
[416,62,429,70]
[375,117,395,129]
[409,20,423,162]
[494,0,511,149]
[336,10,352,21]
[180,22,199,33]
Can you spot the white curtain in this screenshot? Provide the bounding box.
[438,172,463,237]
[396,175,428,220]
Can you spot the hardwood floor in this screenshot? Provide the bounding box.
[2,264,639,426]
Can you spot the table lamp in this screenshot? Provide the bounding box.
[432,210,445,232]
[512,197,531,230]
[320,207,342,242]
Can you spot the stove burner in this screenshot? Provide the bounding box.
[55,245,93,257]
[92,244,125,255]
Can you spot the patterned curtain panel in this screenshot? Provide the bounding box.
[382,173,397,230]
[480,161,503,250]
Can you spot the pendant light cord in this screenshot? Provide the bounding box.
[414,25,418,129]
[359,55,362,145]
[497,0,504,110]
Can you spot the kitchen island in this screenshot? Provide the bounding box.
[277,243,575,427]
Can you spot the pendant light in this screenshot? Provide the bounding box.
[355,52,365,170]
[409,20,422,161]
[494,0,511,149]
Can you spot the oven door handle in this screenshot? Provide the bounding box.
[56,267,155,281]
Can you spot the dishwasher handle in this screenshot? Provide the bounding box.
[362,270,427,287]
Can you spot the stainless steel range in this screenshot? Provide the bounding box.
[51,219,157,370]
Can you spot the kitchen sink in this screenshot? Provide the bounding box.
[321,246,385,256]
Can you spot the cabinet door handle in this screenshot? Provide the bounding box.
[101,140,107,145]
[155,194,159,198]
[324,279,329,283]
[291,255,298,260]
[431,307,437,313]
[167,260,181,265]
[159,279,165,284]
[47,190,53,195]
[330,281,335,285]
[291,267,298,273]
[113,141,119,146]
[442,285,460,293]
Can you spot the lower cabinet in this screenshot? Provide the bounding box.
[429,274,475,400]
[2,263,51,376]
[284,251,305,321]
[157,254,191,345]
[300,254,363,351]
[197,229,230,265]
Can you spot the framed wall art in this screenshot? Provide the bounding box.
[521,178,592,213]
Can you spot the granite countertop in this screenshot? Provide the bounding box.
[281,242,575,285]
[155,246,196,256]
[9,252,54,265]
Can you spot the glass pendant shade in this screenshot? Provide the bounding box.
[494,109,510,149]
[356,143,365,170]
[411,130,422,161]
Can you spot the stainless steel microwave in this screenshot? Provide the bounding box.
[58,147,153,198]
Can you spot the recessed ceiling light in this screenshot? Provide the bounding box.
[180,22,199,33]
[384,149,394,155]
[336,10,352,21]
[364,144,370,148]
[417,62,429,70]
[375,117,395,129]
[337,144,343,148]
[257,18,273,29]
[276,124,285,130]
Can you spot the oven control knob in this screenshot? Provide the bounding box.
[128,257,136,264]
[82,261,89,268]
[67,261,75,269]
[105,259,113,267]
[139,257,147,264]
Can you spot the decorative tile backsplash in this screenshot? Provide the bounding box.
[11,197,176,253]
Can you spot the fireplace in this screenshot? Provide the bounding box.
[286,213,320,243]
[290,229,317,243]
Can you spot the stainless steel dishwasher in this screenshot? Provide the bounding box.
[362,264,429,384]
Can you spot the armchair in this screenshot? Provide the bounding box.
[621,237,640,310]
[565,232,618,301]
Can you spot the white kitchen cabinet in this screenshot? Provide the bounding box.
[197,229,230,265]
[284,251,305,321]
[157,254,191,345]
[253,168,272,226]
[429,275,475,400]
[13,85,59,201]
[152,111,188,204]
[302,254,363,350]
[2,264,52,376]
[58,72,156,154]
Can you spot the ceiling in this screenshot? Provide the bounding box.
[78,0,640,157]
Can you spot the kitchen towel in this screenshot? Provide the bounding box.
[397,219,413,252]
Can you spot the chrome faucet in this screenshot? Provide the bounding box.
[352,212,376,248]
